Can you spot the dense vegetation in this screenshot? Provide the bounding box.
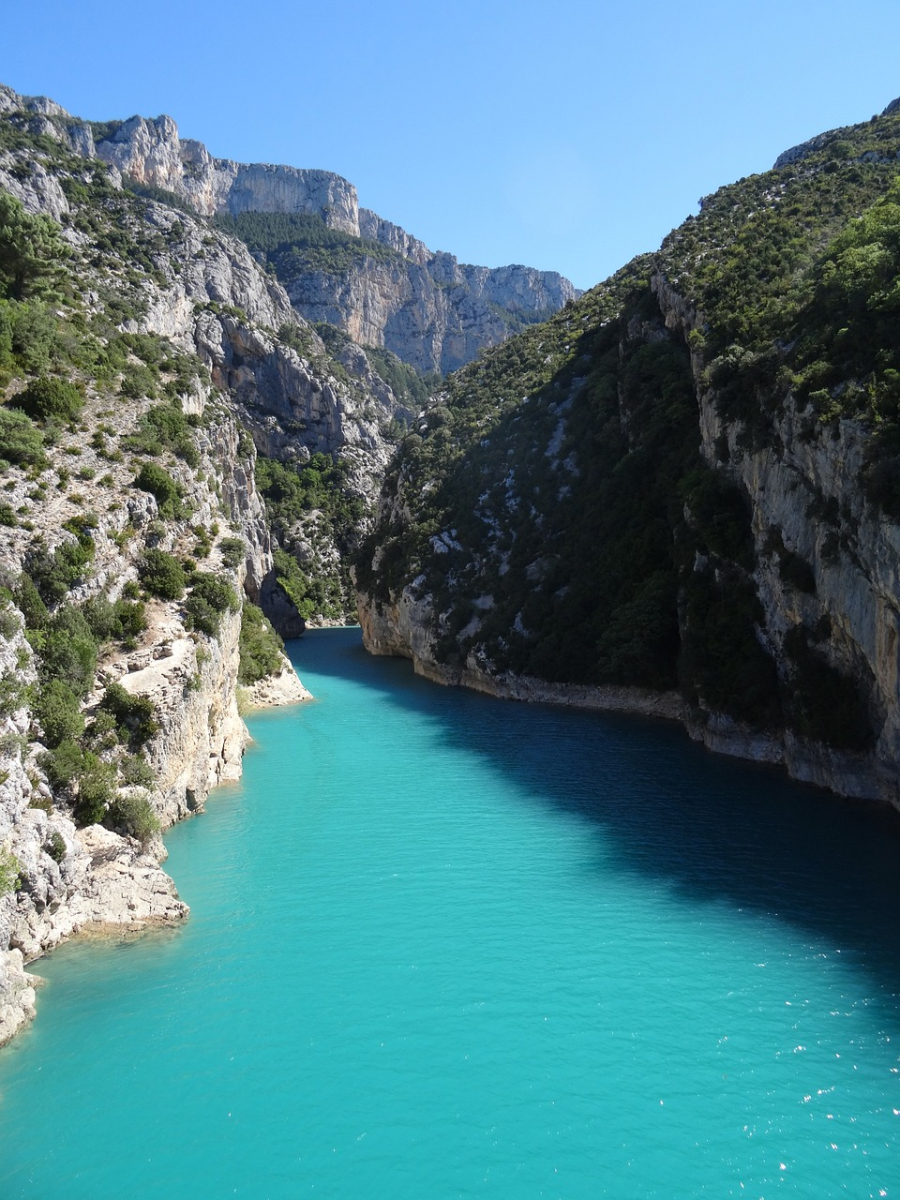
[359,266,774,712]
[256,451,365,620]
[359,104,900,749]
[213,210,402,279]
[238,601,285,684]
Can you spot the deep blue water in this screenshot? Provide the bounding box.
[1,627,899,1198]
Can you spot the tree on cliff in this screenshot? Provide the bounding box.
[0,191,69,301]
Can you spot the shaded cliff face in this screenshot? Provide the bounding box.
[356,98,900,806]
[6,90,578,375]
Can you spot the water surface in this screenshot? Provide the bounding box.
[1,628,899,1198]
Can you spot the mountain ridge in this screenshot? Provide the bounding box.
[0,85,577,375]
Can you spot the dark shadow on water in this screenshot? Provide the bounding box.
[285,629,900,1002]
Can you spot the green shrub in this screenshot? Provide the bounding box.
[98,682,158,747]
[123,402,198,466]
[25,536,95,605]
[120,361,158,400]
[106,791,159,844]
[0,846,21,895]
[138,549,185,600]
[0,670,26,718]
[74,760,115,826]
[0,602,19,639]
[217,536,245,569]
[184,573,240,637]
[39,738,88,789]
[273,547,345,621]
[34,678,84,747]
[84,709,119,750]
[119,754,154,787]
[0,192,69,302]
[0,407,46,467]
[15,571,48,630]
[83,594,148,642]
[0,732,26,758]
[238,601,285,683]
[47,830,66,863]
[133,462,182,515]
[10,376,83,423]
[115,598,147,639]
[39,604,98,697]
[0,299,65,375]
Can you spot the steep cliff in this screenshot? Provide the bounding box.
[356,98,900,808]
[0,87,362,1044]
[1,83,426,621]
[4,91,578,374]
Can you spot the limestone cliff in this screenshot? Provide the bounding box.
[0,86,341,1046]
[0,388,310,1047]
[1,81,425,619]
[285,247,576,375]
[0,88,579,374]
[355,98,900,809]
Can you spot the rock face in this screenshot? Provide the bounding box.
[0,397,309,1046]
[653,274,900,802]
[1,82,420,620]
[355,95,900,809]
[87,110,360,231]
[356,258,900,805]
[0,85,342,1046]
[1,75,576,386]
[72,99,578,374]
[287,249,577,375]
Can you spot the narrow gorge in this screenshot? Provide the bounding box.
[2,79,900,1055]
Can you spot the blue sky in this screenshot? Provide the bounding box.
[3,0,900,290]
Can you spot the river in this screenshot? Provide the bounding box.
[1,627,899,1197]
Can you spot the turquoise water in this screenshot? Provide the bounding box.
[2,628,900,1198]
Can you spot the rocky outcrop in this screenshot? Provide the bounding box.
[242,665,311,709]
[359,591,685,719]
[288,252,577,375]
[0,390,313,1046]
[1,80,577,377]
[773,98,900,170]
[0,97,336,1042]
[650,271,900,803]
[75,109,360,232]
[0,85,579,376]
[83,107,577,371]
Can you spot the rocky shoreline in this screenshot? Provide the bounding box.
[0,659,309,1051]
[358,592,894,808]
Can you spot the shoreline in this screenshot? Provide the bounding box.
[0,653,312,1052]
[358,601,898,811]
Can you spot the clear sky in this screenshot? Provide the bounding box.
[3,0,900,290]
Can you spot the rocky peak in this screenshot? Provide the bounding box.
[89,109,360,232]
